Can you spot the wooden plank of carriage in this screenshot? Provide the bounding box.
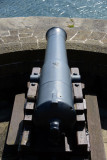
[85,95,106,160]
[6,93,25,145]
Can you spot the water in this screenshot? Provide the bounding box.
[0,0,107,19]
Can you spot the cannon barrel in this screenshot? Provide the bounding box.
[33,27,76,134]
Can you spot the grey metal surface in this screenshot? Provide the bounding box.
[33,27,76,131]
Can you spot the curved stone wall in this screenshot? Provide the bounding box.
[0,16,107,54]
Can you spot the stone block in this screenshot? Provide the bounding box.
[0,39,3,44]
[20,36,37,43]
[0,42,22,54]
[2,36,19,43]
[0,31,10,37]
[19,33,32,38]
[72,30,91,41]
[10,30,18,36]
[38,40,47,49]
[89,32,105,40]
[66,29,78,41]
[102,34,107,44]
[19,28,34,34]
[21,42,37,51]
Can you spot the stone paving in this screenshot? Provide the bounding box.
[0,16,107,159]
[0,17,107,54]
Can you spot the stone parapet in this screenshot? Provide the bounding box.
[0,16,107,54]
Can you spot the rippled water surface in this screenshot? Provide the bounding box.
[0,0,107,19]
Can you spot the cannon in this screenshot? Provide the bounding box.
[31,27,77,136]
[6,27,90,159]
